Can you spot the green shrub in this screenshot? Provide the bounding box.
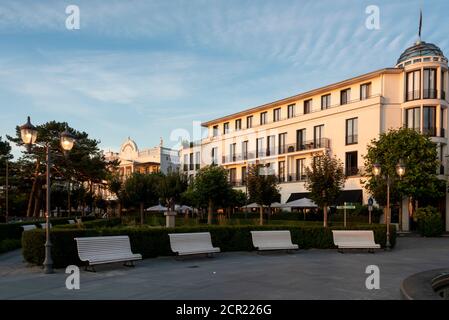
[0,239,21,253]
[22,224,396,268]
[414,206,444,237]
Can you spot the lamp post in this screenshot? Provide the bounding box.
[20,116,75,274]
[372,160,405,250]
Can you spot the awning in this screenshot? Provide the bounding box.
[287,190,363,206]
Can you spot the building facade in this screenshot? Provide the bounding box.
[180,39,449,232]
[105,137,180,179]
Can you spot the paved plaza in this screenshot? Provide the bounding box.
[0,237,448,300]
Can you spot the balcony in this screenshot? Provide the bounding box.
[221,138,330,164]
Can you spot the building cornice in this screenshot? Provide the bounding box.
[201,68,402,127]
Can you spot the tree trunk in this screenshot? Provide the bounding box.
[118,201,122,218]
[140,202,144,225]
[207,199,213,225]
[68,181,72,216]
[27,161,40,217]
[33,185,42,218]
[323,205,328,227]
[259,205,264,226]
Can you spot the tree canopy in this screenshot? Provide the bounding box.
[363,128,444,208]
[305,153,346,227]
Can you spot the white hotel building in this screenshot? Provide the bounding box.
[180,39,449,232]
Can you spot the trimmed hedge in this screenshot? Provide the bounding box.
[22,224,397,268]
[0,216,97,242]
[0,239,21,254]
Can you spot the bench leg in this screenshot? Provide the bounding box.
[124,261,135,267]
[85,265,96,272]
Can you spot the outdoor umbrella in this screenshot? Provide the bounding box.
[284,198,318,208]
[146,204,168,211]
[270,202,284,208]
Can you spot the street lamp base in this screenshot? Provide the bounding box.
[43,242,53,274]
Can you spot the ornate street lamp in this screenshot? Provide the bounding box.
[20,117,75,274]
[372,161,405,250]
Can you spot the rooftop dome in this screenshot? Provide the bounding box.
[397,41,445,64]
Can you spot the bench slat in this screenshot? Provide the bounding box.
[251,231,299,251]
[168,232,220,256]
[74,236,142,266]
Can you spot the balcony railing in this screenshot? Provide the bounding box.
[345,166,360,177]
[423,126,437,137]
[423,89,438,99]
[406,90,421,101]
[222,138,330,164]
[345,134,358,145]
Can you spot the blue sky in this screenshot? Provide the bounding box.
[1,0,448,157]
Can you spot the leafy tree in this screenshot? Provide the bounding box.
[363,128,444,221]
[123,172,160,224]
[8,121,114,217]
[190,165,232,224]
[305,153,346,227]
[247,164,280,225]
[158,172,188,210]
[107,173,124,216]
[0,137,13,219]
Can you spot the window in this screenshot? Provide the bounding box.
[211,147,218,165]
[441,71,446,100]
[278,161,285,182]
[345,118,358,145]
[423,106,436,136]
[304,99,312,114]
[256,138,264,157]
[345,151,358,176]
[229,168,237,185]
[242,141,248,160]
[278,133,287,154]
[223,122,229,134]
[213,125,219,137]
[235,119,242,131]
[189,153,194,171]
[321,94,331,110]
[260,112,267,125]
[314,125,324,147]
[267,135,275,156]
[406,70,421,101]
[296,129,306,150]
[441,107,445,137]
[287,104,295,118]
[340,88,351,105]
[230,143,236,162]
[423,68,437,99]
[242,166,247,185]
[360,83,371,100]
[273,108,281,122]
[246,116,253,129]
[183,154,188,171]
[296,158,305,181]
[195,152,200,170]
[406,107,420,131]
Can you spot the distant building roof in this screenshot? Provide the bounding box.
[397,41,445,64]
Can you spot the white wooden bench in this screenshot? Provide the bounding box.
[22,225,36,231]
[250,230,299,252]
[74,236,142,271]
[68,220,76,225]
[332,230,381,253]
[168,232,220,257]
